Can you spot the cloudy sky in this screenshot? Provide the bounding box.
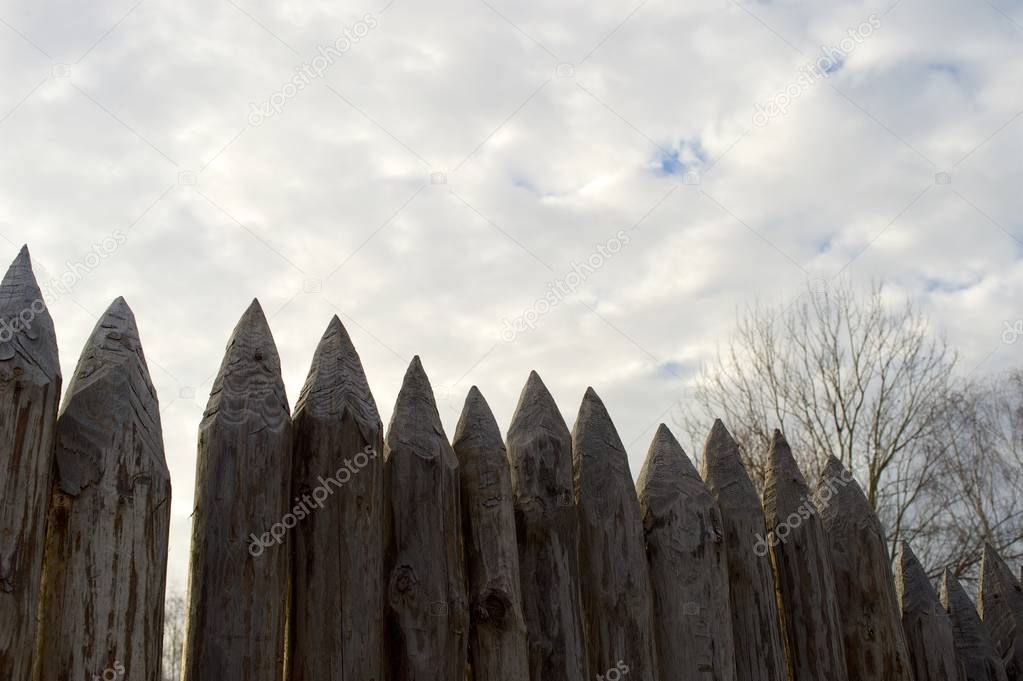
[2,0,1022,592]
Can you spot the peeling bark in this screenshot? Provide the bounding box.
[637,424,735,681]
[452,386,529,681]
[37,297,170,681]
[384,356,468,681]
[0,247,60,681]
[506,371,589,681]
[181,299,292,681]
[700,420,788,681]
[290,316,384,681]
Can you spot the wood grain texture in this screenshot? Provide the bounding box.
[452,386,529,681]
[979,544,1023,681]
[700,420,789,681]
[0,247,61,681]
[762,430,847,681]
[941,569,1008,681]
[37,297,170,681]
[181,299,292,681]
[383,356,468,681]
[572,387,659,681]
[817,455,912,681]
[290,316,384,681]
[896,542,964,681]
[636,424,735,681]
[506,371,589,681]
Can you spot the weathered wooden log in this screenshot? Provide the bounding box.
[290,316,384,681]
[37,297,171,681]
[636,424,735,681]
[762,430,848,681]
[0,246,61,680]
[896,541,964,681]
[571,387,659,681]
[384,356,468,681]
[452,386,529,681]
[700,420,788,681]
[941,568,1009,681]
[979,544,1023,681]
[181,299,292,681]
[817,455,912,681]
[506,371,589,681]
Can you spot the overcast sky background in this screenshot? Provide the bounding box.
[2,0,1022,594]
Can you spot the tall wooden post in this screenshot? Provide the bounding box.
[290,316,384,681]
[181,299,292,681]
[506,371,589,681]
[700,420,788,681]
[452,386,529,681]
[941,568,1008,681]
[637,424,735,681]
[0,246,61,680]
[384,356,468,681]
[979,544,1023,681]
[817,455,912,681]
[37,297,171,681]
[896,542,964,681]
[571,387,659,681]
[762,431,848,681]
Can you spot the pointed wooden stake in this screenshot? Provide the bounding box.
[506,371,589,681]
[0,246,61,680]
[817,455,912,681]
[384,356,468,681]
[637,424,735,681]
[896,542,963,681]
[572,387,659,681]
[37,297,170,681]
[181,299,292,681]
[979,544,1023,680]
[453,386,529,681]
[290,316,384,681]
[700,420,788,681]
[941,568,1008,681]
[762,430,848,681]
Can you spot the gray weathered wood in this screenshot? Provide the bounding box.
[941,568,1009,681]
[37,297,170,681]
[452,386,529,681]
[0,246,61,681]
[762,430,848,681]
[571,387,659,681]
[817,455,912,681]
[896,541,964,681]
[700,420,788,681]
[181,299,292,681]
[636,424,735,681]
[290,316,384,681]
[384,356,468,681]
[506,371,589,681]
[979,544,1023,681]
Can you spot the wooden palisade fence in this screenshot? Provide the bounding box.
[2,246,1023,681]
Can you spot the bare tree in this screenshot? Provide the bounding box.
[678,280,958,566]
[163,590,186,681]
